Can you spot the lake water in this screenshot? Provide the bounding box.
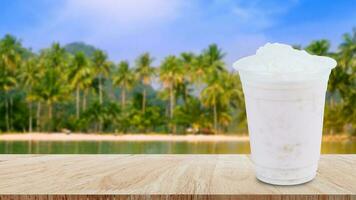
[0,140,355,154]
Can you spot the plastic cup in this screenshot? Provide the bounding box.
[237,69,333,185]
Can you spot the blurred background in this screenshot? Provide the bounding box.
[0,0,355,154]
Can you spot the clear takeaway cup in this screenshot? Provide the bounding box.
[235,66,335,185]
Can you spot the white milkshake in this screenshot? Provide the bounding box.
[233,43,336,185]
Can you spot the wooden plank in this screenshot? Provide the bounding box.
[0,195,354,200]
[0,155,354,199]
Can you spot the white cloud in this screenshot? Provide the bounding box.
[18,0,295,64]
[229,0,299,30]
[59,0,184,32]
[24,0,186,51]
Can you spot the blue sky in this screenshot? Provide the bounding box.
[0,0,355,67]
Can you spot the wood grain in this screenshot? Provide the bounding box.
[0,155,354,200]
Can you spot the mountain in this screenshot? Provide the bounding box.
[64,42,97,57]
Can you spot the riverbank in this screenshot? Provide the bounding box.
[0,133,354,142]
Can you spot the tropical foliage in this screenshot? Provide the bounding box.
[0,29,355,136]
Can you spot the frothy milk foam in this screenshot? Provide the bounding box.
[233,43,336,185]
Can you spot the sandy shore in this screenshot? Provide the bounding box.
[0,133,353,142]
[0,133,250,142]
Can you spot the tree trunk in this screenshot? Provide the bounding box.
[169,85,174,119]
[213,102,218,134]
[184,86,188,106]
[9,95,13,131]
[109,82,115,100]
[36,102,41,132]
[169,84,176,134]
[142,88,146,113]
[165,101,170,117]
[121,88,126,108]
[5,95,9,132]
[98,76,103,132]
[82,89,87,111]
[76,86,80,119]
[28,102,33,132]
[48,103,52,132]
[99,76,103,104]
[28,87,33,133]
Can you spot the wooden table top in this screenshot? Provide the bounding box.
[0,155,355,199]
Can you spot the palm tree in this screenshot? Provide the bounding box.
[179,52,195,101]
[80,64,94,113]
[334,29,356,134]
[220,72,245,132]
[112,61,135,108]
[199,44,227,134]
[201,71,242,134]
[180,52,195,80]
[92,50,110,105]
[202,44,226,76]
[159,56,184,133]
[0,70,17,132]
[35,43,70,131]
[173,96,210,133]
[189,44,225,96]
[23,56,46,132]
[305,40,330,56]
[28,93,44,132]
[201,71,225,134]
[135,53,155,113]
[20,56,40,132]
[69,51,90,119]
[305,31,355,135]
[0,34,22,131]
[81,101,107,133]
[191,54,208,84]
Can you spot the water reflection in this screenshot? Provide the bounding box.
[0,140,354,154]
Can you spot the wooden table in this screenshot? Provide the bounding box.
[0,155,355,200]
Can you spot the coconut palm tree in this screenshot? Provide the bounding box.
[20,56,41,132]
[80,64,95,112]
[26,56,46,132]
[201,70,225,134]
[0,34,22,131]
[173,96,210,133]
[305,40,330,56]
[92,50,110,105]
[190,44,226,100]
[199,44,227,134]
[202,44,226,77]
[191,54,208,84]
[69,51,91,119]
[201,68,242,134]
[35,43,70,131]
[335,29,356,134]
[135,53,155,113]
[0,70,17,131]
[159,56,184,133]
[221,72,245,132]
[180,52,195,81]
[179,52,195,101]
[112,61,135,108]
